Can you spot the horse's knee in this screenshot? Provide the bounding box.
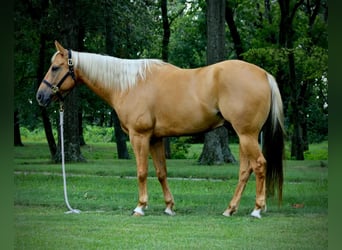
[253,155,266,177]
[158,173,167,183]
[137,170,148,182]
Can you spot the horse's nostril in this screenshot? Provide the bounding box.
[36,92,45,103]
[36,91,51,107]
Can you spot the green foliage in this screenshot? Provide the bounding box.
[82,0,159,58]
[168,0,206,68]
[83,125,115,143]
[303,142,329,160]
[170,137,191,159]
[242,47,287,76]
[14,0,328,157]
[19,127,57,143]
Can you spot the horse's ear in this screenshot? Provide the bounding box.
[55,41,66,54]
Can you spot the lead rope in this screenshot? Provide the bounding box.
[59,102,81,214]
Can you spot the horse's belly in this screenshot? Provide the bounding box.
[153,113,224,137]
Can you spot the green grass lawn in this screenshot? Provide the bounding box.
[14,142,328,249]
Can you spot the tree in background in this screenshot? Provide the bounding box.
[14,109,23,146]
[278,0,305,160]
[14,0,57,157]
[199,0,236,165]
[36,0,58,158]
[161,0,172,158]
[104,0,130,159]
[225,0,244,59]
[50,0,85,162]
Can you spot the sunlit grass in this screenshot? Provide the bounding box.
[14,142,327,249]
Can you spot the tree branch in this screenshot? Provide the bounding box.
[225,0,244,59]
[290,0,305,22]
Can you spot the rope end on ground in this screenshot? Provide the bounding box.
[65,209,81,214]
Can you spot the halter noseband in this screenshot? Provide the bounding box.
[42,49,76,101]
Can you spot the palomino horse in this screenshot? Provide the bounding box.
[37,41,285,218]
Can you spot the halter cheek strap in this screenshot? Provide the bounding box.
[42,49,76,101]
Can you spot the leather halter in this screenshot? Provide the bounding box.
[42,49,76,101]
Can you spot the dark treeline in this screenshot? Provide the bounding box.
[14,0,328,161]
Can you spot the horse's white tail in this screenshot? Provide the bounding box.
[263,73,285,205]
[267,73,285,135]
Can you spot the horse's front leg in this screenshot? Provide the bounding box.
[150,137,175,216]
[130,133,150,216]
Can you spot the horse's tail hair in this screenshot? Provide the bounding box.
[263,73,285,206]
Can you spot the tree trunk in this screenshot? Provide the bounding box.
[38,38,57,158]
[225,0,244,59]
[53,0,85,162]
[206,0,226,63]
[78,22,86,147]
[78,110,86,146]
[161,0,170,62]
[41,107,57,157]
[30,0,57,158]
[288,52,304,160]
[14,109,23,146]
[300,0,323,151]
[161,0,172,158]
[54,89,85,162]
[111,111,130,159]
[264,0,277,43]
[264,0,273,24]
[199,127,236,165]
[278,0,305,160]
[199,0,236,165]
[105,0,130,159]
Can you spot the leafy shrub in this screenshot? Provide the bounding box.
[303,141,328,160]
[170,137,191,159]
[20,127,57,142]
[83,125,114,143]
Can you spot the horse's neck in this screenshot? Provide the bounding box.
[74,51,164,108]
[74,53,119,107]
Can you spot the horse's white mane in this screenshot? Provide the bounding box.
[70,51,164,91]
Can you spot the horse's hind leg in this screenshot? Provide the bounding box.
[150,137,175,215]
[223,135,252,217]
[223,134,266,218]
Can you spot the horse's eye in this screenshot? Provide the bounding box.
[51,66,60,72]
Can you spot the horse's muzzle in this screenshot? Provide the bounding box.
[36,89,53,107]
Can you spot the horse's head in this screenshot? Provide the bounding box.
[36,41,77,107]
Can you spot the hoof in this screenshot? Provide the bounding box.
[250,209,262,219]
[164,207,176,216]
[222,208,236,217]
[132,207,145,216]
[132,212,144,216]
[222,210,233,217]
